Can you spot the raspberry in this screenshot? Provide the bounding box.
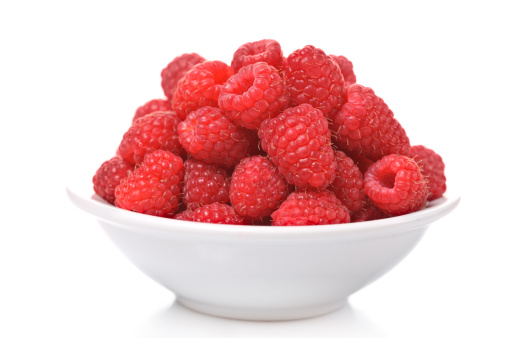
[409,145,446,200]
[230,156,292,220]
[258,103,336,191]
[178,106,251,168]
[328,150,366,212]
[132,98,171,122]
[115,150,184,217]
[329,55,356,86]
[183,158,230,211]
[161,53,206,103]
[218,62,289,130]
[283,45,346,115]
[171,60,233,120]
[331,84,410,161]
[118,111,183,165]
[231,39,284,73]
[174,209,194,221]
[363,154,428,216]
[350,197,386,222]
[192,203,246,225]
[92,156,134,204]
[271,190,350,226]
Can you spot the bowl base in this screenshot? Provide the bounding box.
[176,297,348,321]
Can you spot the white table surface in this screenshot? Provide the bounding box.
[1,1,506,337]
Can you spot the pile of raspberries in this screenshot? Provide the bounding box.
[92,39,446,226]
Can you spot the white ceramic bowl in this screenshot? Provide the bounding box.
[67,182,459,321]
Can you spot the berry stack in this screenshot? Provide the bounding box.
[93,39,446,226]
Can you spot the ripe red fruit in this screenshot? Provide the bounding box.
[363,154,428,216]
[271,190,350,226]
[258,103,337,191]
[283,45,346,114]
[174,209,194,221]
[118,111,183,165]
[329,55,356,86]
[231,39,284,73]
[350,197,386,222]
[183,158,231,211]
[230,156,292,220]
[328,150,366,212]
[192,203,246,225]
[171,60,233,120]
[219,62,289,130]
[132,98,171,122]
[161,53,206,103]
[92,156,134,204]
[115,150,184,217]
[409,145,446,200]
[178,106,251,169]
[331,84,410,162]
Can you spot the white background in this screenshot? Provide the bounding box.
[1,0,506,337]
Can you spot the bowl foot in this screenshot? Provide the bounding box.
[176,296,348,321]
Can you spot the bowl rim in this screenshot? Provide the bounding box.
[66,181,460,241]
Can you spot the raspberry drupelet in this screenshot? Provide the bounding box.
[258,103,337,191]
[271,190,350,226]
[171,60,233,120]
[230,156,292,221]
[218,62,289,130]
[283,45,346,115]
[115,150,184,217]
[363,154,428,216]
[117,111,183,165]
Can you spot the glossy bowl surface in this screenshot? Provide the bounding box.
[67,181,459,321]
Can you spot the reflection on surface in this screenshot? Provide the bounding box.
[131,300,387,338]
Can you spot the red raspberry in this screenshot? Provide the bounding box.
[115,150,184,217]
[192,203,246,225]
[183,158,230,211]
[283,45,346,115]
[329,55,356,87]
[364,154,429,216]
[174,209,194,221]
[258,103,336,191]
[271,190,350,226]
[218,62,289,130]
[161,53,206,103]
[331,84,410,162]
[231,39,284,73]
[328,150,366,212]
[409,145,446,200]
[92,156,134,204]
[230,156,292,220]
[171,60,233,120]
[118,111,183,165]
[132,98,171,122]
[178,106,251,168]
[350,197,386,222]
